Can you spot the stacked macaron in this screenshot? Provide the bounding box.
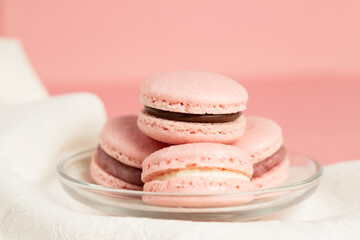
[137,71,248,144]
[90,70,290,207]
[90,116,167,190]
[142,143,254,207]
[232,117,290,189]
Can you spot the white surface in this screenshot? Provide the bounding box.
[0,37,360,239]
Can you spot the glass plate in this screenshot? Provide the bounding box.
[57,147,322,221]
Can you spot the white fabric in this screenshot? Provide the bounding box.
[0,38,48,104]
[0,38,360,239]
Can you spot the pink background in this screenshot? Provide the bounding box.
[1,0,360,164]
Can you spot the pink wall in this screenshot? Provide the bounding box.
[2,0,360,87]
[0,0,3,33]
[1,1,360,164]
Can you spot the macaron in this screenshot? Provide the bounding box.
[90,115,168,190]
[232,116,290,189]
[141,143,254,207]
[137,71,248,144]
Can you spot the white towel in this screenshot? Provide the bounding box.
[0,38,48,104]
[0,38,359,240]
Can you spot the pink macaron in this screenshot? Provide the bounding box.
[141,143,254,207]
[232,116,290,189]
[90,115,168,190]
[137,71,248,144]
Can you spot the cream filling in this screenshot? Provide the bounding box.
[153,169,250,182]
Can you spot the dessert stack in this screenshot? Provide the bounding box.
[90,71,289,207]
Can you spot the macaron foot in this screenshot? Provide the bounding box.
[143,176,254,207]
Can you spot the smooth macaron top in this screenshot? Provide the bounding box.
[99,115,168,168]
[142,143,253,183]
[141,71,248,114]
[232,116,283,163]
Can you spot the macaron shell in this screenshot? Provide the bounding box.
[251,156,290,190]
[232,116,283,163]
[142,143,253,183]
[90,156,142,191]
[141,71,248,114]
[137,110,246,144]
[99,115,168,168]
[143,176,254,207]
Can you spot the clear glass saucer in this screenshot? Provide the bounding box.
[57,147,322,221]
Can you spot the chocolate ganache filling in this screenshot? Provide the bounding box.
[252,146,287,178]
[144,106,241,123]
[95,147,143,186]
